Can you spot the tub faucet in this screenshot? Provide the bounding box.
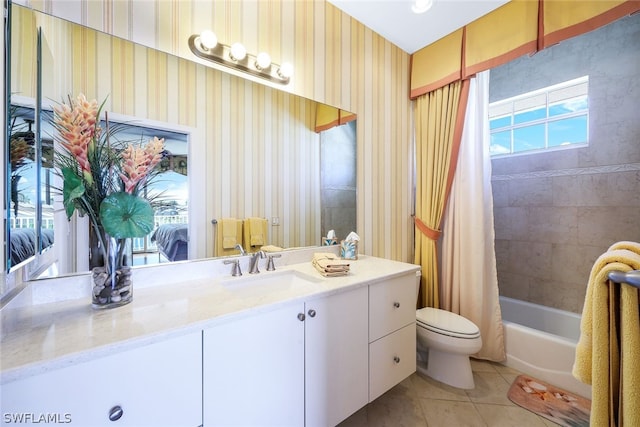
[249,251,266,274]
[235,244,246,256]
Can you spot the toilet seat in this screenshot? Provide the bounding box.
[416,308,480,339]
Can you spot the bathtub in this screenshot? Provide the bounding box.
[499,296,592,398]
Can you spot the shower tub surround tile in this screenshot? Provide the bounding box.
[493,163,640,313]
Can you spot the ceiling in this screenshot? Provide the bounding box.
[327,0,510,54]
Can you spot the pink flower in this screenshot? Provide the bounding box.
[119,137,165,194]
[53,94,100,184]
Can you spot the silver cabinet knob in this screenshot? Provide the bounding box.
[393,302,400,308]
[308,309,316,318]
[297,313,306,321]
[108,405,123,421]
[393,356,400,364]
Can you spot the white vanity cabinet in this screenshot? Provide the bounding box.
[202,285,368,427]
[305,286,369,427]
[368,272,417,401]
[1,252,420,427]
[0,332,202,427]
[202,302,306,426]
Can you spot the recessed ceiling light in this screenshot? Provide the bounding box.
[412,0,434,14]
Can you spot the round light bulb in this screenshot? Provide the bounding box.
[199,30,218,50]
[278,62,294,79]
[255,52,272,70]
[229,43,247,61]
[411,0,433,14]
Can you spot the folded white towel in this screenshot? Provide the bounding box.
[312,252,350,276]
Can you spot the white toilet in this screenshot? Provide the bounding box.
[415,307,482,389]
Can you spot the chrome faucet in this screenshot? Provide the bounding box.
[266,253,282,271]
[223,258,242,276]
[248,251,266,274]
[235,244,246,256]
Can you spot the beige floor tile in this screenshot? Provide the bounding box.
[340,358,576,427]
[410,372,470,402]
[338,407,370,427]
[338,377,427,427]
[493,363,521,376]
[475,403,549,427]
[420,399,487,427]
[470,358,499,373]
[466,371,513,405]
[497,371,520,386]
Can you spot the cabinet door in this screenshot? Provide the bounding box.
[1,332,202,427]
[305,286,369,427]
[369,273,417,341]
[369,323,416,402]
[203,303,305,427]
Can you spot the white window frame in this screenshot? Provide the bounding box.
[489,76,589,157]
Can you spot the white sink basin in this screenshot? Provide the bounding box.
[220,269,323,297]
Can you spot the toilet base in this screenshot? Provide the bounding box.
[425,348,475,389]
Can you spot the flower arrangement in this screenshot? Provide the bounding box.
[52,93,164,307]
[9,107,35,216]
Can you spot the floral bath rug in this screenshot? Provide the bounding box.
[507,375,591,426]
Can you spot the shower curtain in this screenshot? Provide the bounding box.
[440,71,505,361]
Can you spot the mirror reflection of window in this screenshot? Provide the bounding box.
[112,124,189,267]
[8,106,40,268]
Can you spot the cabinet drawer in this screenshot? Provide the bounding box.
[2,332,202,427]
[369,273,417,341]
[369,323,416,402]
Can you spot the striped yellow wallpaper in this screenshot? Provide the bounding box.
[13,0,414,263]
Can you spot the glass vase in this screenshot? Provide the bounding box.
[92,235,133,309]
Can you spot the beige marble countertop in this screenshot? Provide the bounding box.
[0,250,419,384]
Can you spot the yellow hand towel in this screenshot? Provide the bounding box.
[221,218,242,249]
[573,247,640,426]
[243,217,267,248]
[620,278,640,427]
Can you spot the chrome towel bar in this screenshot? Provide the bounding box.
[608,270,640,289]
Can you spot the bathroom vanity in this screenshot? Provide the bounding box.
[0,247,420,426]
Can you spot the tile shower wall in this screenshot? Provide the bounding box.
[490,14,640,314]
[321,121,357,242]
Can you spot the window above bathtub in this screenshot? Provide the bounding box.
[489,76,589,157]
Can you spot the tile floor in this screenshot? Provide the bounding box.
[338,359,560,427]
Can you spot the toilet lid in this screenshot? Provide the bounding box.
[416,307,480,339]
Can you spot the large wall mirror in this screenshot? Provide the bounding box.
[4,3,356,299]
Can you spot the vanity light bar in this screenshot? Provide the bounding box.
[188,32,293,85]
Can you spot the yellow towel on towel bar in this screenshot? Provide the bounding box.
[609,240,640,256]
[243,217,268,249]
[216,218,243,256]
[573,246,640,427]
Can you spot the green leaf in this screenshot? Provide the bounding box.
[62,167,85,219]
[99,192,155,238]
